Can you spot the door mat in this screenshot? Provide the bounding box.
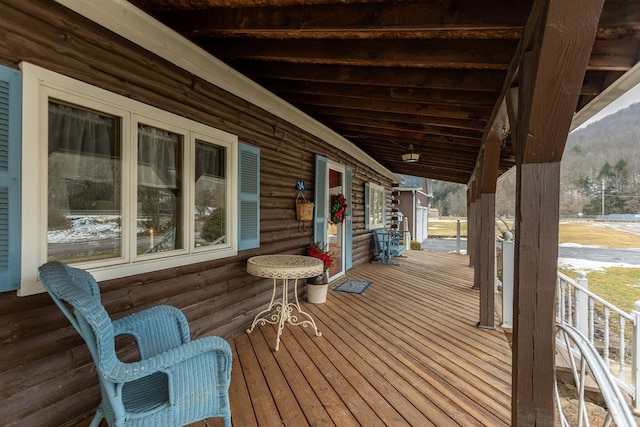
[333,279,372,294]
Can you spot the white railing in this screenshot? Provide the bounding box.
[496,235,640,414]
[496,232,514,329]
[555,323,637,426]
[556,271,640,411]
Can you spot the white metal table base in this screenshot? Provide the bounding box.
[246,277,321,351]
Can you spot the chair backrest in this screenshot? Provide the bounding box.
[372,228,389,252]
[38,261,116,371]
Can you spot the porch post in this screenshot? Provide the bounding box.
[513,161,560,424]
[467,186,475,267]
[472,178,480,288]
[510,0,604,423]
[478,138,500,329]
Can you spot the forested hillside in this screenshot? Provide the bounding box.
[432,102,640,217]
[561,102,640,215]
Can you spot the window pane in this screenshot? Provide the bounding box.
[137,124,183,254]
[194,140,227,247]
[47,102,121,262]
[367,184,385,228]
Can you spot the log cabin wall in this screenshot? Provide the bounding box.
[0,1,393,425]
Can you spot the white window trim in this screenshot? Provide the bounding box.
[19,62,238,296]
[367,182,386,230]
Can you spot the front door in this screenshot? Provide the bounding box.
[327,163,345,281]
[314,155,352,281]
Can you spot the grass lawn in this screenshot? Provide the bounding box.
[429,218,640,248]
[427,217,468,236]
[560,267,640,313]
[558,221,640,249]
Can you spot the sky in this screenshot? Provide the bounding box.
[578,81,640,129]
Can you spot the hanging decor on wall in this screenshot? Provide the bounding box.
[296,191,314,221]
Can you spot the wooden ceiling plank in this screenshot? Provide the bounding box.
[149,0,533,34]
[361,148,477,169]
[587,39,640,71]
[264,79,498,108]
[302,106,488,131]
[232,62,506,91]
[287,93,492,120]
[321,116,483,140]
[334,124,482,148]
[206,39,518,70]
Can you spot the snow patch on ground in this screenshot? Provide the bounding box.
[560,242,603,249]
[47,215,145,243]
[558,257,640,272]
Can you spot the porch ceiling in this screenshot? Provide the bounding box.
[128,0,640,184]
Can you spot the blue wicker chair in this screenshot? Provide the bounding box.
[38,261,232,427]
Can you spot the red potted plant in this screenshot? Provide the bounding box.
[305,242,333,303]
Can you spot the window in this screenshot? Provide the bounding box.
[20,62,242,295]
[365,182,386,230]
[48,101,122,263]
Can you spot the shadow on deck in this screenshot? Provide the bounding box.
[209,250,513,426]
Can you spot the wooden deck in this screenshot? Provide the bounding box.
[208,250,512,427]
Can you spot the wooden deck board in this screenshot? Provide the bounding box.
[319,292,508,425]
[213,251,513,427]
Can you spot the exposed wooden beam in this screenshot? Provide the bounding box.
[520,2,604,163]
[511,0,605,424]
[186,28,526,41]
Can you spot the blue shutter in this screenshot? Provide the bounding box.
[364,182,370,230]
[345,167,353,270]
[0,65,21,292]
[313,155,327,244]
[237,142,260,250]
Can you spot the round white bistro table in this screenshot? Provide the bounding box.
[246,255,324,351]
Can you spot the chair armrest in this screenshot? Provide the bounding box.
[101,335,232,384]
[112,305,191,358]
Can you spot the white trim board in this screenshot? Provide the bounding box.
[53,0,401,183]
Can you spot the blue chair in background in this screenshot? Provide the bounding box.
[38,261,232,427]
[372,228,407,265]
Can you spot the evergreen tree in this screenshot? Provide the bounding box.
[576,160,628,215]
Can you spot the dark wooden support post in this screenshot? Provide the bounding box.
[467,184,476,267]
[513,161,561,424]
[510,0,604,424]
[470,179,479,275]
[477,138,500,329]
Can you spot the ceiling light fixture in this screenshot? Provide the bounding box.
[402,144,420,163]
